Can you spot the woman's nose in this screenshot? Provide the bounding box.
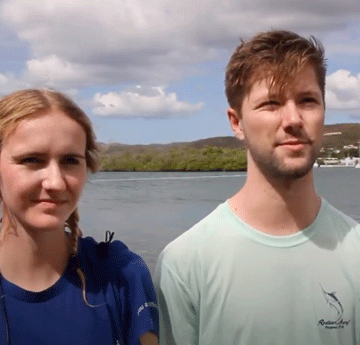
[41,162,66,191]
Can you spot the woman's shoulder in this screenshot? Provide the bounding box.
[77,237,159,342]
[78,236,150,278]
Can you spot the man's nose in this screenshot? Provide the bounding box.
[281,101,303,130]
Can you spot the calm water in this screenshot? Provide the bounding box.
[79,168,360,274]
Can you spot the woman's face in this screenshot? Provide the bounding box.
[0,109,88,233]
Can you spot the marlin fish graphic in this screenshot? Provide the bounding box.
[320,284,344,322]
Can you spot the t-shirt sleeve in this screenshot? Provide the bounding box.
[154,251,198,345]
[109,241,159,344]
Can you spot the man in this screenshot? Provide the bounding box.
[155,30,360,344]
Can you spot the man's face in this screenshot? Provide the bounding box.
[228,64,324,180]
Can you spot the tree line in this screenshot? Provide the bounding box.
[99,145,247,172]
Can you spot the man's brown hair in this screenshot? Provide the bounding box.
[225,30,326,111]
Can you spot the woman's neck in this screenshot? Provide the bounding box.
[0,220,70,292]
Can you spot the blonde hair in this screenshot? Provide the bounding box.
[0,88,99,305]
[0,89,98,172]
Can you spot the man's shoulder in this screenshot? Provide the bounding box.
[318,198,360,240]
[320,199,360,228]
[172,200,229,237]
[159,201,235,265]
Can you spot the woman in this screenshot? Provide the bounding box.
[0,89,158,344]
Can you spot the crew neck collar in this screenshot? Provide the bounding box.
[224,198,325,247]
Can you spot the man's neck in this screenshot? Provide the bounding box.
[229,168,321,236]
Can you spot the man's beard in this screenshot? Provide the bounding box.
[246,140,319,181]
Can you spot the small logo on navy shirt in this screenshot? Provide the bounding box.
[137,301,158,316]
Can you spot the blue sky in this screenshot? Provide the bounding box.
[1,0,360,144]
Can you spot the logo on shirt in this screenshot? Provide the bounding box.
[317,284,351,329]
[137,301,158,316]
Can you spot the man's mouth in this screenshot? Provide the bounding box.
[276,139,312,151]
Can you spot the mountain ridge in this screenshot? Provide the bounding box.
[99,123,360,154]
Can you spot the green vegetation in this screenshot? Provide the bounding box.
[316,158,325,166]
[100,145,247,172]
[98,123,360,172]
[318,147,359,160]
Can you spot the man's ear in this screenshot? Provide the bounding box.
[227,107,244,140]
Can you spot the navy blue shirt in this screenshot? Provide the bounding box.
[0,237,159,344]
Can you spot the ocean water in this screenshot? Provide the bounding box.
[79,168,360,274]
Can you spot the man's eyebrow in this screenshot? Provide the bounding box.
[253,93,279,103]
[297,90,322,98]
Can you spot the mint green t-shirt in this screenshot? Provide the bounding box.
[155,199,360,344]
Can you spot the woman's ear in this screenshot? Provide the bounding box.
[227,107,245,140]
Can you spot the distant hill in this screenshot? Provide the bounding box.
[99,136,245,155]
[100,123,360,154]
[322,123,360,148]
[98,123,360,171]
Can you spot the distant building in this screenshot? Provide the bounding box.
[343,144,358,150]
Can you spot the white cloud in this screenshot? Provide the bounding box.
[25,55,90,87]
[1,0,360,120]
[1,0,360,88]
[0,55,90,94]
[325,70,360,114]
[92,86,204,118]
[0,72,31,95]
[0,74,8,84]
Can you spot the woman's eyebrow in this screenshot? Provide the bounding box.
[62,153,86,159]
[11,152,86,159]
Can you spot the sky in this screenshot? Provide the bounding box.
[1,0,360,145]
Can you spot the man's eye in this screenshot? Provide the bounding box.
[259,100,280,108]
[301,97,318,104]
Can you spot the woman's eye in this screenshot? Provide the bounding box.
[62,156,80,165]
[20,157,43,164]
